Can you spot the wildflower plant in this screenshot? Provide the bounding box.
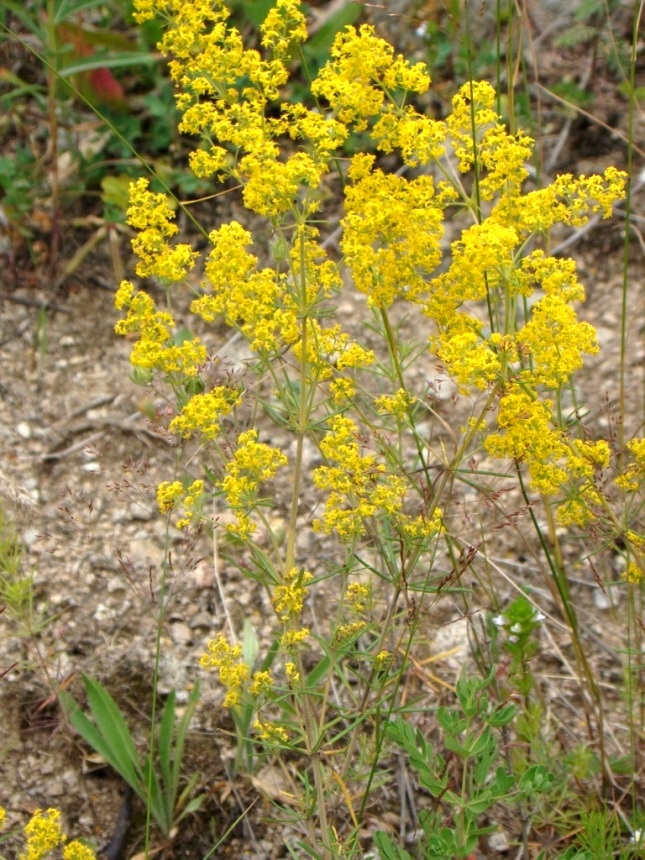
[111,0,642,854]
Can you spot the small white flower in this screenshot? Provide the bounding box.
[630,829,643,844]
[492,615,505,628]
[510,622,523,634]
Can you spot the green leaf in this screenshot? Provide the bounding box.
[60,681,145,802]
[488,703,517,727]
[373,831,413,860]
[470,726,493,757]
[158,690,176,802]
[59,51,158,77]
[171,683,200,811]
[444,733,468,757]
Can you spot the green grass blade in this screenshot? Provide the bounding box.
[157,690,175,801]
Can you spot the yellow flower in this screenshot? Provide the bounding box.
[312,24,429,131]
[254,720,289,744]
[250,670,274,696]
[281,627,310,650]
[170,387,242,440]
[342,167,444,308]
[346,582,370,613]
[285,661,300,683]
[374,389,415,419]
[63,843,97,860]
[20,809,64,860]
[623,562,644,586]
[333,621,367,645]
[272,569,313,621]
[200,634,250,709]
[221,430,288,539]
[157,481,184,514]
[313,416,408,538]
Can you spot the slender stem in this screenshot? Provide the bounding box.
[283,224,332,860]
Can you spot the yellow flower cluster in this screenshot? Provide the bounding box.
[157,479,204,529]
[342,160,444,308]
[115,280,206,378]
[311,24,430,132]
[0,807,96,860]
[333,620,367,646]
[313,415,399,538]
[485,385,611,501]
[199,634,250,707]
[313,416,442,541]
[616,437,645,490]
[170,387,242,440]
[272,568,313,622]
[126,178,198,281]
[254,720,289,745]
[220,430,288,539]
[623,562,644,586]
[190,222,298,353]
[281,627,310,650]
[374,389,416,419]
[294,321,374,396]
[446,82,533,197]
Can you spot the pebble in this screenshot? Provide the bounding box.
[81,462,101,473]
[488,830,510,852]
[16,421,31,439]
[169,621,193,646]
[593,588,612,610]
[106,576,126,594]
[190,611,214,630]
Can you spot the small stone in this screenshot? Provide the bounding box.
[169,621,192,646]
[93,603,113,623]
[22,528,39,548]
[16,421,31,439]
[47,780,65,797]
[488,830,510,852]
[190,612,214,630]
[81,462,101,473]
[593,588,612,610]
[129,500,154,521]
[106,576,126,594]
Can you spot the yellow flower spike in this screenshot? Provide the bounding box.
[20,808,64,860]
[346,582,370,613]
[220,430,288,539]
[272,569,313,622]
[342,168,444,308]
[254,720,289,745]
[285,661,300,683]
[157,481,184,514]
[200,634,250,709]
[280,627,310,650]
[623,563,644,586]
[250,670,274,696]
[63,843,97,860]
[170,387,242,440]
[260,0,308,55]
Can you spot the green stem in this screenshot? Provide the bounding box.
[283,224,332,860]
